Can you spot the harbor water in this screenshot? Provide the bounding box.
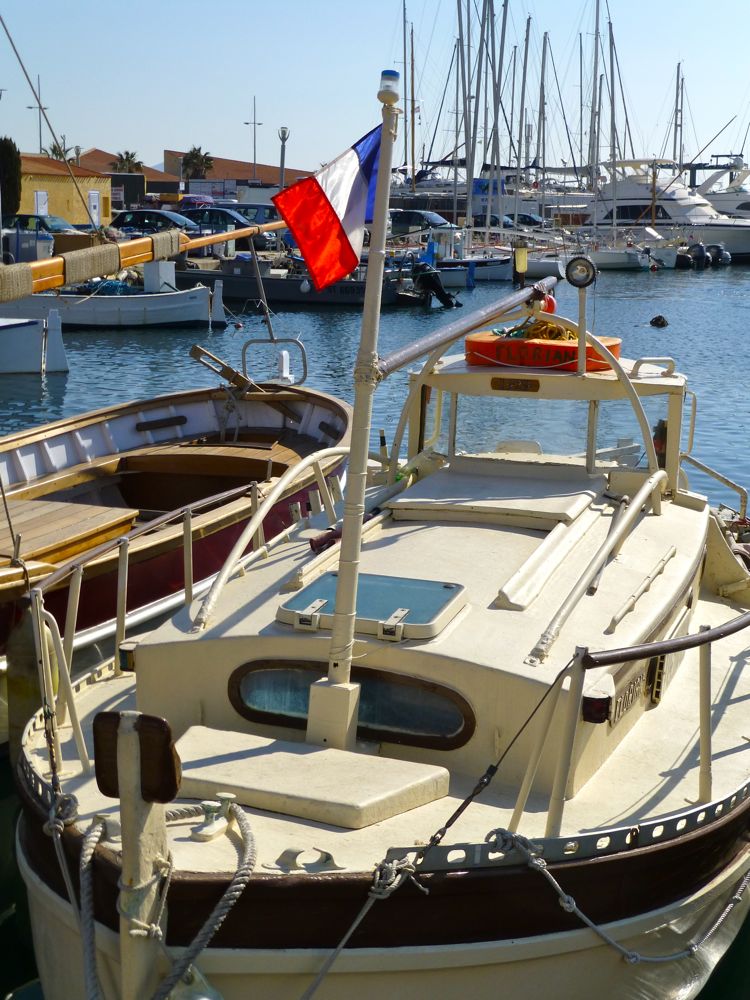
[2,266,750,996]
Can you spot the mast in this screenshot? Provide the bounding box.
[489,0,509,224]
[402,0,408,170]
[453,37,460,227]
[609,18,616,238]
[534,31,548,186]
[305,73,399,751]
[513,15,531,225]
[410,23,416,191]
[587,0,600,185]
[672,62,684,170]
[467,0,490,237]
[508,45,517,173]
[579,34,583,180]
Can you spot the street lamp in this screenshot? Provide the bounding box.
[243,96,263,181]
[26,75,48,154]
[278,126,290,189]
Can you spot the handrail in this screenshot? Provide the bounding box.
[527,469,668,664]
[581,605,750,670]
[681,452,748,520]
[193,446,350,631]
[36,478,276,594]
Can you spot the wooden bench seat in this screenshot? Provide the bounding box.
[0,497,139,567]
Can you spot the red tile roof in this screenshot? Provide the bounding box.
[163,149,311,185]
[21,154,107,178]
[77,148,177,181]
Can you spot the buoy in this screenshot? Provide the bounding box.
[650,315,668,328]
[540,293,556,313]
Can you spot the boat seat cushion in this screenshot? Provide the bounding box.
[386,465,605,528]
[176,726,449,829]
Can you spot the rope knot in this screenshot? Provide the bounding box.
[558,893,576,913]
[624,951,641,965]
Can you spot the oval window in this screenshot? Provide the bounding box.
[229,660,475,750]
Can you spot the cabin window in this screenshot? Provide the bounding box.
[228,660,475,750]
[602,204,671,222]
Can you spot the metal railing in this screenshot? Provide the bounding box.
[511,605,750,839]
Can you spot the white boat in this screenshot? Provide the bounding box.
[13,258,750,1000]
[585,159,750,261]
[0,260,226,329]
[13,83,750,1000]
[0,312,67,373]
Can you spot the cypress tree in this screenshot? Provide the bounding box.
[0,137,22,219]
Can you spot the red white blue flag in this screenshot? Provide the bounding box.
[272,126,382,291]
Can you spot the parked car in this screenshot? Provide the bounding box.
[512,211,548,228]
[182,206,277,251]
[220,202,285,249]
[389,209,455,236]
[177,194,215,211]
[2,213,79,234]
[471,213,515,228]
[110,209,200,239]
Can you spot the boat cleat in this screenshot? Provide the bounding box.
[190,792,236,842]
[263,846,345,873]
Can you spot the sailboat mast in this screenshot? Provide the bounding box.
[402,0,408,169]
[535,31,548,186]
[513,15,531,224]
[410,23,416,191]
[490,0,509,220]
[579,34,583,177]
[609,18,616,237]
[587,0,600,185]
[672,62,684,169]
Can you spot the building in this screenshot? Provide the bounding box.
[76,149,179,210]
[163,150,311,202]
[19,154,112,224]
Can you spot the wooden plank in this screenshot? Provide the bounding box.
[0,498,139,564]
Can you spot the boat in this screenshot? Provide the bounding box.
[0,312,67,374]
[0,337,351,752]
[13,242,750,998]
[175,252,414,307]
[0,261,226,329]
[13,81,750,1000]
[584,159,750,260]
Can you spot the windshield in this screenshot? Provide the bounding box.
[423,391,668,472]
[43,216,76,232]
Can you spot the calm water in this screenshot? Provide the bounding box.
[2,267,750,996]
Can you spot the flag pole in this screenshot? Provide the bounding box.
[305,71,400,750]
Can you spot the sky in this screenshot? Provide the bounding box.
[1,1,749,179]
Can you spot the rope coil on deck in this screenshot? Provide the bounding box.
[61,243,121,285]
[0,262,33,302]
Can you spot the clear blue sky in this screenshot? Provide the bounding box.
[1,1,747,176]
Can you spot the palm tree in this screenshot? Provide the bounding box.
[181,146,214,180]
[42,133,74,161]
[111,150,143,173]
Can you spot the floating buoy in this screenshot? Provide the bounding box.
[540,293,556,313]
[650,315,668,328]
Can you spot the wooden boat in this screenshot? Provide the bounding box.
[12,78,750,998]
[14,272,750,999]
[0,340,351,750]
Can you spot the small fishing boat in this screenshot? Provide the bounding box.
[0,261,226,329]
[13,80,750,1000]
[0,337,351,751]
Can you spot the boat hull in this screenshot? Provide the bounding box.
[17,804,750,1000]
[0,284,224,328]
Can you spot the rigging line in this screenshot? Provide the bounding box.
[548,48,581,183]
[425,43,457,165]
[0,13,98,231]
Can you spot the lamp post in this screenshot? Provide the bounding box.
[278,126,289,189]
[26,75,48,154]
[243,96,263,181]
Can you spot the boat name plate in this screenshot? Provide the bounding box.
[490,377,540,393]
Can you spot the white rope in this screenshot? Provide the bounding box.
[487,828,750,965]
[80,817,106,1000]
[150,803,257,1000]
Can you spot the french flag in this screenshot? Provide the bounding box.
[272,126,382,291]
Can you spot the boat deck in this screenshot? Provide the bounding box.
[23,591,750,878]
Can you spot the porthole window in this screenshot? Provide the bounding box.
[228,660,475,750]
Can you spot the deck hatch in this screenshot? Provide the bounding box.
[277,571,465,639]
